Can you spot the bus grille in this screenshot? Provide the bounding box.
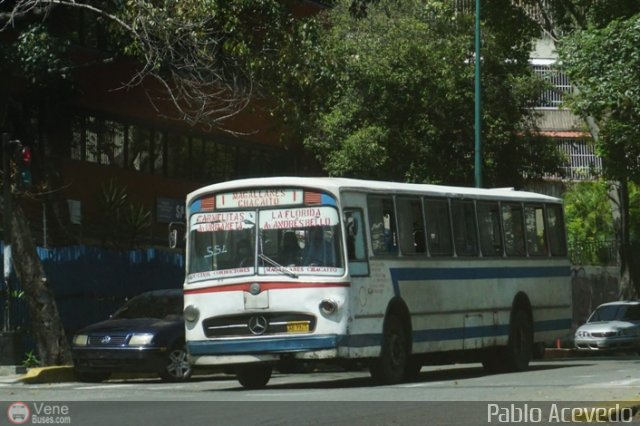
[202,313,316,338]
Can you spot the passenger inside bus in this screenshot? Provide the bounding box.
[235,239,253,267]
[280,231,301,266]
[303,228,335,266]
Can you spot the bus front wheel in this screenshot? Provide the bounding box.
[237,364,272,389]
[369,315,408,385]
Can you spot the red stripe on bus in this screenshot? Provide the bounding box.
[184,281,351,295]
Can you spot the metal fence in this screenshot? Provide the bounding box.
[568,239,618,266]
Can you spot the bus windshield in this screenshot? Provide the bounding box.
[187,205,344,281]
[258,206,343,276]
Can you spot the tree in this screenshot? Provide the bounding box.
[0,0,294,364]
[1,0,296,128]
[563,180,615,264]
[542,3,640,297]
[261,0,563,186]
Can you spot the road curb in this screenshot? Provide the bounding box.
[18,366,76,384]
[543,348,590,359]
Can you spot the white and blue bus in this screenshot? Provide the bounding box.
[182,177,571,388]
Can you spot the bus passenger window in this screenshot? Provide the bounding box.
[397,198,426,255]
[478,202,503,256]
[502,203,526,256]
[451,200,478,257]
[524,204,548,256]
[367,197,398,256]
[546,204,567,256]
[424,198,453,256]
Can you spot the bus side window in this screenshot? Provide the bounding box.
[344,209,369,276]
[424,198,453,256]
[478,202,503,256]
[397,197,426,255]
[546,204,567,256]
[367,196,398,256]
[524,204,548,256]
[502,203,526,256]
[451,200,478,257]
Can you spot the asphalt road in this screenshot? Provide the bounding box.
[1,357,639,425]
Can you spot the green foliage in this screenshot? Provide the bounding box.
[2,24,71,87]
[263,0,562,185]
[564,180,614,242]
[559,13,640,183]
[22,350,41,368]
[96,180,151,248]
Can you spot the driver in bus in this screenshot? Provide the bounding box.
[303,228,335,267]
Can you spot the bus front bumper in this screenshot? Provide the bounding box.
[187,335,341,365]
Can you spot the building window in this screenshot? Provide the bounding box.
[532,64,572,108]
[68,111,288,181]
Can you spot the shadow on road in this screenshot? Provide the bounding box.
[219,361,596,391]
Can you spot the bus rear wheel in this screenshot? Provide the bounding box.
[482,309,533,373]
[237,364,272,389]
[369,316,408,385]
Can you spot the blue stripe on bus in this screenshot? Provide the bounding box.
[389,266,571,297]
[188,319,572,355]
[188,335,339,355]
[343,318,571,348]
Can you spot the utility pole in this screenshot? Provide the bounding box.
[474,0,483,188]
[2,133,12,332]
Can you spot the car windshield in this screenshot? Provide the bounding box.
[112,293,183,319]
[588,304,640,322]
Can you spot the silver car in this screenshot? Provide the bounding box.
[574,301,640,352]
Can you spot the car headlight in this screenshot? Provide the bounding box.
[128,333,154,346]
[72,334,89,346]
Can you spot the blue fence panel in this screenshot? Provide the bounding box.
[0,244,185,338]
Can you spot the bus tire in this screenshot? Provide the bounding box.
[369,316,408,385]
[404,356,422,379]
[237,364,272,389]
[505,308,533,372]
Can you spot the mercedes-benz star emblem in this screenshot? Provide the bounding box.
[249,282,261,295]
[100,336,111,344]
[248,315,268,335]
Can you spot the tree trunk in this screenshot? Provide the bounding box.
[11,197,71,365]
[612,180,639,299]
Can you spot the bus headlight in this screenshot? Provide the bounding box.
[319,299,338,315]
[184,305,200,323]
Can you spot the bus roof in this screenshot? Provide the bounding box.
[187,177,561,204]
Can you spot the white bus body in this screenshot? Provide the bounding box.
[182,177,571,388]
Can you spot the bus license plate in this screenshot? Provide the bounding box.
[287,322,309,333]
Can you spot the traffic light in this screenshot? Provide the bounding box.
[17,146,32,188]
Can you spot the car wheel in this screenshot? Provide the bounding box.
[369,315,408,385]
[236,364,272,389]
[159,345,192,382]
[75,371,110,383]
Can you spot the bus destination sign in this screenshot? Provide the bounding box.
[216,189,303,209]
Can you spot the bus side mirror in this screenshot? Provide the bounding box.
[169,229,178,249]
[168,222,185,249]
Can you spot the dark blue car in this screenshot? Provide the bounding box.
[71,289,190,382]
